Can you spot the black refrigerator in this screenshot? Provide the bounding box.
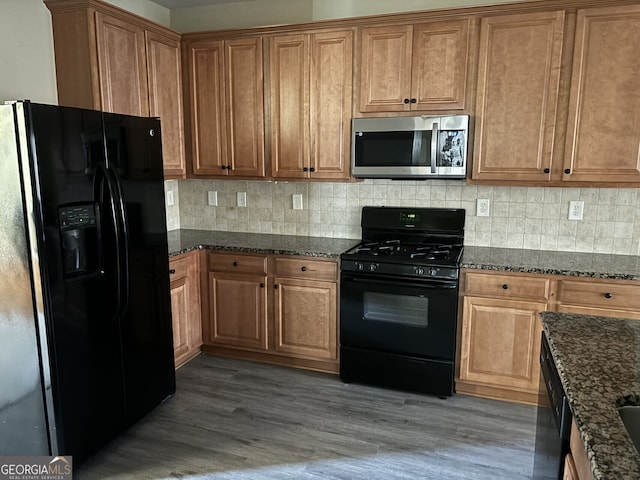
[0,101,176,462]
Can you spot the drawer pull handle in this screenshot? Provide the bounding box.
[233,261,238,267]
[301,266,307,272]
[604,292,613,299]
[502,284,509,290]
[169,269,176,275]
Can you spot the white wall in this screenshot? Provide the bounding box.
[0,0,58,104]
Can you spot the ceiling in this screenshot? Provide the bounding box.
[151,0,257,8]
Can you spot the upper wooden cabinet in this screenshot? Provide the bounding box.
[472,4,640,185]
[184,37,265,178]
[45,0,186,179]
[358,19,471,113]
[562,5,640,183]
[268,30,353,180]
[471,11,565,182]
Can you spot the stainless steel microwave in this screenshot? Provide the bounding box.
[351,115,469,179]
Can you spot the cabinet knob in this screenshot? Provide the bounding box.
[403,98,410,104]
[221,165,227,170]
[169,269,176,275]
[274,284,279,289]
[543,168,550,174]
[260,283,265,288]
[301,266,307,272]
[303,167,309,172]
[564,168,571,174]
[410,98,417,104]
[502,284,509,290]
[233,261,238,267]
[309,167,315,172]
[604,292,613,299]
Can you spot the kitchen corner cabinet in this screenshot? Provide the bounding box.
[184,37,265,178]
[268,30,353,180]
[169,251,202,368]
[458,270,552,404]
[358,18,471,113]
[202,251,339,373]
[45,0,186,179]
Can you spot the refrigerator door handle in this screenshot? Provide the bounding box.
[107,167,130,316]
[94,164,123,317]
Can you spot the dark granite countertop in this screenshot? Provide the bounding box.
[541,312,640,480]
[462,246,640,280]
[167,229,360,259]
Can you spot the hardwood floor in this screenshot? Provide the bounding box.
[76,354,536,479]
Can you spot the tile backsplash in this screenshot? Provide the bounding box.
[166,179,640,255]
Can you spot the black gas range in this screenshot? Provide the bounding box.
[340,206,465,397]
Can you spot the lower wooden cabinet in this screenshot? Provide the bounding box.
[169,251,202,368]
[202,251,339,373]
[458,269,640,405]
[458,271,551,404]
[568,418,593,480]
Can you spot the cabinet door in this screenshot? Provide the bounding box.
[269,34,310,178]
[208,272,268,350]
[472,11,564,182]
[358,25,413,112]
[459,296,547,394]
[146,31,186,179]
[411,19,470,111]
[563,5,640,183]
[309,30,353,180]
[187,40,227,175]
[273,277,337,360]
[169,253,202,368]
[95,12,149,116]
[225,38,265,177]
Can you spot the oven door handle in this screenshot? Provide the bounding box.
[342,274,458,290]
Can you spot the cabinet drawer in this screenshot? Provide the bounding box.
[558,280,640,311]
[169,254,190,280]
[464,271,551,300]
[208,252,267,275]
[273,257,338,282]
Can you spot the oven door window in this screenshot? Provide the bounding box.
[363,292,428,327]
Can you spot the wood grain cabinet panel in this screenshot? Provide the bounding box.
[186,37,265,178]
[269,30,352,180]
[169,252,202,368]
[471,11,565,182]
[562,5,640,183]
[46,0,186,179]
[557,278,640,320]
[358,19,470,113]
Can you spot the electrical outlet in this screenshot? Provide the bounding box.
[568,201,584,220]
[292,194,303,210]
[477,198,490,217]
[237,191,247,207]
[166,190,174,206]
[207,191,218,206]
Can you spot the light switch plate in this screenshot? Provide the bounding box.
[237,191,247,207]
[207,191,218,206]
[292,194,303,210]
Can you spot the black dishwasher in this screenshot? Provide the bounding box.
[533,332,572,479]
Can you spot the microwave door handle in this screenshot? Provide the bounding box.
[412,131,422,167]
[431,122,438,174]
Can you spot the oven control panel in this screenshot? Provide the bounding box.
[342,259,458,281]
